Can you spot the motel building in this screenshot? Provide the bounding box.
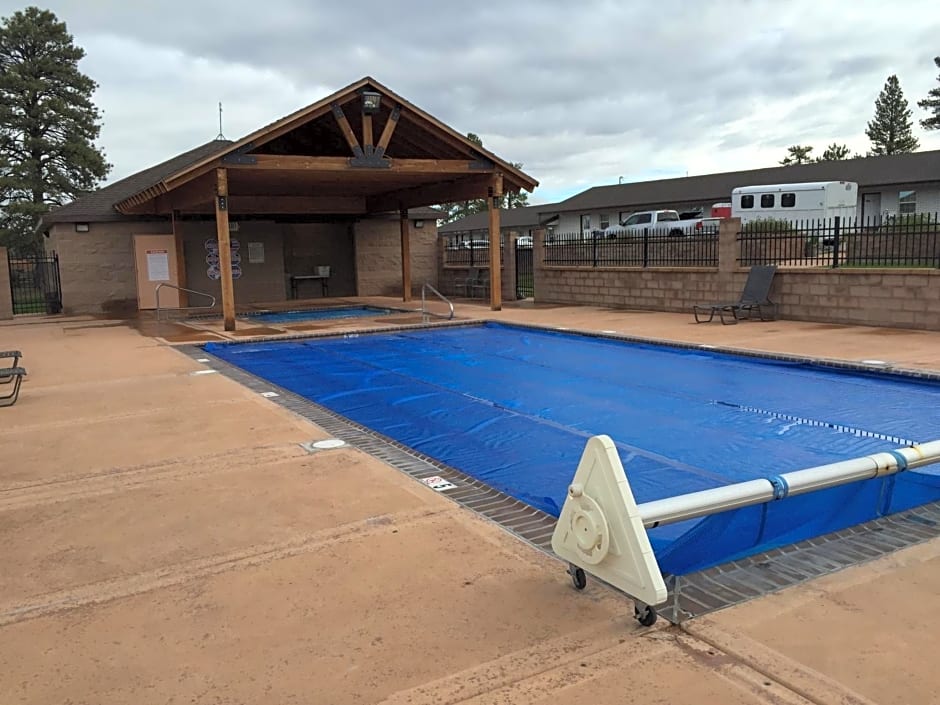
[35,77,537,327]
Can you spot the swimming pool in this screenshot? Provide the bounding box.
[204,322,940,574]
[244,305,397,324]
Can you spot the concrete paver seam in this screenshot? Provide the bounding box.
[0,446,307,511]
[0,506,451,627]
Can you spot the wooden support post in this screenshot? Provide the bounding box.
[172,210,188,308]
[215,168,236,331]
[488,173,503,311]
[400,206,412,302]
[362,112,373,154]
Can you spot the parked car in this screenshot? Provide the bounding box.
[603,210,701,237]
[446,238,491,250]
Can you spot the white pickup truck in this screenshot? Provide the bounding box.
[602,210,704,237]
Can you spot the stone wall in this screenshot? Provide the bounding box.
[0,248,12,320]
[770,269,940,329]
[354,217,438,297]
[48,221,172,315]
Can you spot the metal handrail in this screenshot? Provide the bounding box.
[155,283,217,321]
[421,282,455,322]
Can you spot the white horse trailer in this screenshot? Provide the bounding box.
[731,181,858,224]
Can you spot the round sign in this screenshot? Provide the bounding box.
[229,238,240,251]
[205,238,219,252]
[231,251,242,265]
[231,264,242,280]
[206,253,220,267]
[206,265,221,280]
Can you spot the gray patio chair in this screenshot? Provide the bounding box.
[468,268,490,299]
[0,351,21,384]
[0,367,26,407]
[693,265,778,324]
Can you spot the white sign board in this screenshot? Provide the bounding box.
[420,476,457,492]
[146,249,170,282]
[248,241,265,264]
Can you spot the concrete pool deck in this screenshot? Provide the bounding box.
[2,305,939,703]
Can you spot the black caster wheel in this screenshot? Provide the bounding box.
[568,564,587,591]
[634,603,657,627]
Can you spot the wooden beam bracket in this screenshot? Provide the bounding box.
[348,154,391,169]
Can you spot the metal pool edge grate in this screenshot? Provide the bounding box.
[178,342,940,625]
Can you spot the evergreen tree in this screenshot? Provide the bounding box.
[817,143,853,161]
[918,56,940,131]
[779,145,814,165]
[865,75,919,155]
[0,7,110,253]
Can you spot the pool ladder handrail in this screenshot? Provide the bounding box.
[421,282,455,322]
[155,283,217,321]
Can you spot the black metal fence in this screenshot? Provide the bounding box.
[8,252,62,315]
[543,230,719,267]
[738,213,940,268]
[444,236,501,266]
[515,241,533,298]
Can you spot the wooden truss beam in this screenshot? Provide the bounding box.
[331,103,363,158]
[375,105,401,157]
[367,174,492,213]
[181,195,367,215]
[224,154,494,174]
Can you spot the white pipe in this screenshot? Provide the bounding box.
[640,440,940,529]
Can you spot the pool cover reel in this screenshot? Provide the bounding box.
[552,435,940,610]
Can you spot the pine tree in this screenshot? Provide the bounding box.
[918,56,940,131]
[865,75,920,155]
[0,7,110,254]
[779,145,814,165]
[817,143,853,161]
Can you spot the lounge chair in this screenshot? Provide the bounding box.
[0,367,26,407]
[468,268,490,299]
[693,265,778,324]
[0,351,21,384]
[458,267,478,297]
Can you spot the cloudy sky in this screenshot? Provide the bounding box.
[4,1,940,204]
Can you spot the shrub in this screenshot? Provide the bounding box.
[740,218,795,234]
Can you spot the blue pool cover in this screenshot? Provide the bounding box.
[204,323,940,575]
[247,306,393,324]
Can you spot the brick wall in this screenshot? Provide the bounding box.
[537,266,733,312]
[533,220,940,331]
[771,269,940,329]
[49,221,172,315]
[0,248,12,320]
[354,217,438,296]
